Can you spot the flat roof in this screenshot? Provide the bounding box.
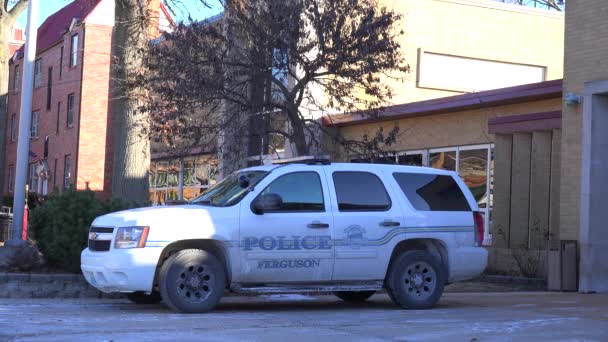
[323,79,563,127]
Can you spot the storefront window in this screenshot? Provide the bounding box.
[149,156,216,205]
[459,148,488,208]
[183,160,197,186]
[168,162,179,187]
[398,153,423,166]
[429,150,456,170]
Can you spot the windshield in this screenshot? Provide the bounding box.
[190,170,268,207]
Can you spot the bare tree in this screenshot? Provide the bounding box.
[109,0,153,203]
[0,0,28,205]
[497,0,564,11]
[144,0,409,173]
[110,0,211,203]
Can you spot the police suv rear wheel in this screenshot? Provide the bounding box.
[334,291,375,302]
[386,250,445,310]
[159,249,226,313]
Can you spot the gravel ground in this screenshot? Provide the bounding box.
[1,291,607,342]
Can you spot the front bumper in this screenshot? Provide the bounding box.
[81,247,163,293]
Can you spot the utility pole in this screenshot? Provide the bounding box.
[11,0,38,241]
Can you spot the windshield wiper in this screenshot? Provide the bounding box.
[193,200,212,205]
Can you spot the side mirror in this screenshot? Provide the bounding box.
[238,174,250,188]
[251,193,283,215]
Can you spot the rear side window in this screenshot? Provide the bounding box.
[393,172,471,211]
[333,171,391,211]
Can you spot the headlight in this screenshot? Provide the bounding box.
[114,226,149,249]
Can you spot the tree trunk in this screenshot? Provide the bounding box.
[110,0,151,203]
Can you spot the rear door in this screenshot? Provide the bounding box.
[391,171,476,243]
[325,165,406,281]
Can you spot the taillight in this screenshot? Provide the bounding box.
[473,212,485,247]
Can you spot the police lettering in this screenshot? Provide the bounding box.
[242,236,331,251]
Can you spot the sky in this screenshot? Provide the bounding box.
[16,0,223,28]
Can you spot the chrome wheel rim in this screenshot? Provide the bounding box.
[176,263,213,303]
[402,261,437,300]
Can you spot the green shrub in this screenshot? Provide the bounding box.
[29,189,136,273]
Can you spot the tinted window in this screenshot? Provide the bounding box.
[333,172,391,211]
[393,173,471,211]
[261,172,324,212]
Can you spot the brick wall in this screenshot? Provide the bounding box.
[3,21,114,197]
[337,98,562,152]
[77,24,113,195]
[561,1,608,240]
[4,25,86,194]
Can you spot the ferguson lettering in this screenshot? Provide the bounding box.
[257,259,321,269]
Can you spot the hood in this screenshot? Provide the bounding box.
[91,204,230,229]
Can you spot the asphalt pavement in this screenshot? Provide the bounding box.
[1,292,607,341]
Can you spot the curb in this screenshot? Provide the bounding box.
[479,275,547,288]
[0,272,124,299]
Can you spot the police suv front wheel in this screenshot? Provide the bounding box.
[386,250,445,310]
[159,249,226,313]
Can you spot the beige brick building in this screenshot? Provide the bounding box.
[561,0,608,293]
[321,0,565,279]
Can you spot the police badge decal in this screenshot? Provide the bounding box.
[343,225,367,249]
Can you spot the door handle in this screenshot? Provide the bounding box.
[307,221,330,229]
[379,220,400,227]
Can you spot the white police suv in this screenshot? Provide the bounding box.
[81,157,487,313]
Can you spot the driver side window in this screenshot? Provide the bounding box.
[260,171,324,212]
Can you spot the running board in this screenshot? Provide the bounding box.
[232,282,384,294]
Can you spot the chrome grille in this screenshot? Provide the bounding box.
[88,226,114,252]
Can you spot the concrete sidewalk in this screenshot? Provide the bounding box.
[1,292,607,341]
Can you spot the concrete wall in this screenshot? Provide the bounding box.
[579,84,608,293]
[487,129,561,277]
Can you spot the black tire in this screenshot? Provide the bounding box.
[159,249,226,313]
[386,250,446,310]
[334,291,375,302]
[126,291,162,304]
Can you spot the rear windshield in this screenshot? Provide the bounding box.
[392,172,471,211]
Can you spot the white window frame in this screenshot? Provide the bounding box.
[29,163,39,193]
[8,166,14,193]
[30,111,39,139]
[66,93,75,127]
[34,59,42,88]
[70,34,79,67]
[13,64,20,91]
[10,114,17,142]
[64,155,71,189]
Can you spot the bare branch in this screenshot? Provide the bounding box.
[8,0,28,20]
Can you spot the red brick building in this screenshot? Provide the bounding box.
[3,0,173,198]
[8,25,25,56]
